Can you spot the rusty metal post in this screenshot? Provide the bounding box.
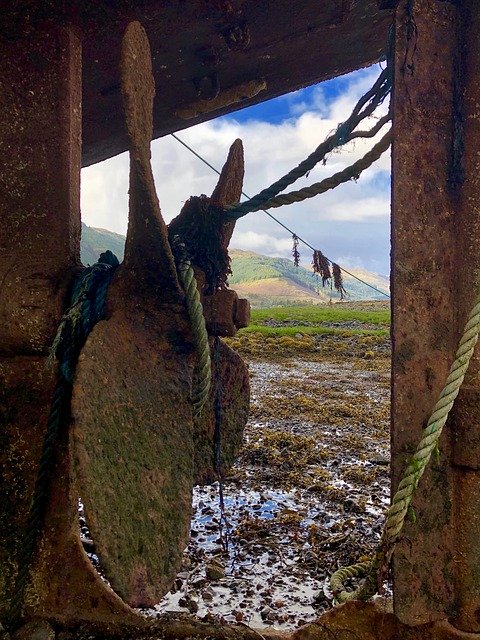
[449,0,480,632]
[0,20,82,619]
[392,0,480,632]
[0,24,82,353]
[0,22,142,626]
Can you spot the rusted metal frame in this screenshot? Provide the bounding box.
[448,0,480,633]
[391,0,480,632]
[0,23,82,355]
[0,22,144,626]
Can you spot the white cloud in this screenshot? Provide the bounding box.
[233,231,293,256]
[320,194,390,221]
[80,64,391,274]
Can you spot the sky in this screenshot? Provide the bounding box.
[81,64,391,276]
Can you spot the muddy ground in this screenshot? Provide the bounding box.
[151,327,391,630]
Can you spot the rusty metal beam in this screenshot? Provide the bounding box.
[0,1,395,167]
[0,23,143,626]
[0,23,81,354]
[449,0,480,632]
[391,0,480,631]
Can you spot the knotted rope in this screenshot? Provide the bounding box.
[7,251,119,629]
[331,291,480,602]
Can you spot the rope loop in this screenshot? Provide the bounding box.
[8,252,119,629]
[331,291,480,603]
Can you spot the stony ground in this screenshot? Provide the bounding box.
[151,329,391,630]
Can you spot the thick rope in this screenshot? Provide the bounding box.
[224,66,391,220]
[331,291,480,603]
[171,133,391,300]
[235,129,392,214]
[171,237,212,417]
[7,252,119,629]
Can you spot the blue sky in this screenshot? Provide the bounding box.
[81,64,391,276]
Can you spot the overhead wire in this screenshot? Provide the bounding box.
[170,132,391,300]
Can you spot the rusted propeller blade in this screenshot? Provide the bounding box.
[210,138,244,250]
[71,21,195,607]
[120,20,182,302]
[168,138,244,294]
[188,139,250,485]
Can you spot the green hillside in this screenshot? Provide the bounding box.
[81,222,125,265]
[229,249,389,303]
[80,224,389,305]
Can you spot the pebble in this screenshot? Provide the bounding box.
[260,606,272,620]
[206,561,225,581]
[202,588,214,601]
[177,571,189,580]
[191,576,207,588]
[187,600,199,614]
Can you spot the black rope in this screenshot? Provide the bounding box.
[7,251,119,630]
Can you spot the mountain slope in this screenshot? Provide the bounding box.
[229,249,389,305]
[80,224,389,306]
[81,222,125,265]
[232,277,331,307]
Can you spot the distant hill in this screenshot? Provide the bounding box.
[80,224,389,307]
[228,249,389,306]
[81,223,126,265]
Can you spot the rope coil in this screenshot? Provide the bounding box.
[8,252,120,629]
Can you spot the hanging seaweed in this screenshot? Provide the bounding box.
[168,195,231,294]
[332,263,347,300]
[292,234,300,267]
[312,249,332,285]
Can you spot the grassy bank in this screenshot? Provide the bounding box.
[238,304,391,337]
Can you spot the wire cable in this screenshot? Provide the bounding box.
[170,133,391,300]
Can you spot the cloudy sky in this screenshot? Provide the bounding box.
[81,64,391,276]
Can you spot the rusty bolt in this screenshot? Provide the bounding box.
[192,72,220,101]
[222,23,250,51]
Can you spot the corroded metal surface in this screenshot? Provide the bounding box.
[194,338,249,485]
[71,22,194,607]
[0,359,141,625]
[71,22,249,607]
[391,0,458,624]
[0,24,141,625]
[291,600,480,640]
[72,312,195,606]
[449,1,480,631]
[392,0,480,630]
[0,25,81,354]
[0,1,394,167]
